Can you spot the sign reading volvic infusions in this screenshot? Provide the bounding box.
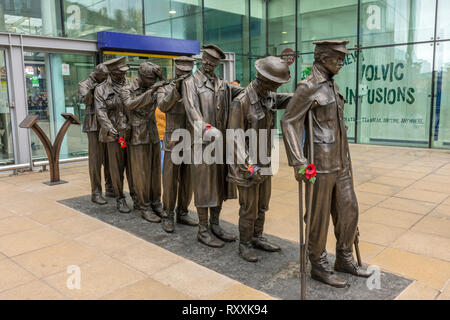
[342,44,433,147]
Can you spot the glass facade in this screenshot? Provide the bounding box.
[0,50,13,165]
[0,0,449,170]
[0,0,62,36]
[24,51,95,160]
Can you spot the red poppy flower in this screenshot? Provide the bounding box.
[205,123,212,130]
[118,138,127,149]
[305,164,317,179]
[248,165,254,173]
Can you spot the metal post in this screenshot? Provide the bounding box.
[19,113,82,185]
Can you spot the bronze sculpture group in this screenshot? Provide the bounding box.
[79,40,372,291]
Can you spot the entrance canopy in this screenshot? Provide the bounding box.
[97,31,201,56]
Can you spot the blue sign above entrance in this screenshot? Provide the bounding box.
[97,31,200,56]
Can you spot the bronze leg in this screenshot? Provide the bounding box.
[306,172,336,265]
[129,144,151,210]
[162,150,179,213]
[103,143,113,194]
[331,168,359,259]
[178,162,193,212]
[149,142,162,212]
[237,184,258,243]
[106,142,126,199]
[254,177,272,238]
[87,132,103,195]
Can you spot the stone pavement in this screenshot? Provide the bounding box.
[0,142,449,300]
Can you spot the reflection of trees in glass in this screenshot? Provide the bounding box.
[64,0,142,37]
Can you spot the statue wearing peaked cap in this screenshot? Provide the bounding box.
[281,40,372,288]
[182,44,244,248]
[78,62,114,205]
[120,61,165,224]
[95,57,137,214]
[156,56,198,233]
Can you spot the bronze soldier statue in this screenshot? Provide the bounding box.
[79,63,114,204]
[281,40,372,288]
[95,57,136,213]
[228,56,292,262]
[157,56,198,233]
[120,62,165,223]
[182,44,243,247]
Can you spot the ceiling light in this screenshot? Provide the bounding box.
[169,10,176,14]
[281,31,287,34]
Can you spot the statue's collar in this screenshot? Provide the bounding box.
[312,63,333,83]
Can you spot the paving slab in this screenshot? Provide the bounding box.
[60,195,413,300]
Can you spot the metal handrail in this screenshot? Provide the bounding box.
[0,156,88,173]
[0,163,31,172]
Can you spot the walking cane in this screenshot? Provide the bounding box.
[347,145,362,267]
[299,110,315,300]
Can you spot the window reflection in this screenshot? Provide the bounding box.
[0,51,14,165]
[0,0,61,36]
[24,51,95,160]
[357,44,433,147]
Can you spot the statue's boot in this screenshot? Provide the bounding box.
[252,235,281,252]
[251,209,278,251]
[141,207,161,223]
[197,208,224,248]
[92,193,107,205]
[210,207,237,242]
[151,200,164,217]
[198,225,224,248]
[116,197,131,213]
[162,211,175,233]
[105,188,115,198]
[334,251,373,278]
[239,242,258,262]
[310,252,348,288]
[176,208,198,226]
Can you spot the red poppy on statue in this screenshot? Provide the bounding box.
[298,163,316,184]
[205,123,212,130]
[248,165,260,178]
[118,137,127,149]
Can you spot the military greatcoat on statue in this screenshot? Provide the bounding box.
[182,70,243,207]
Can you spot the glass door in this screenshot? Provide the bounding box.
[431,41,450,149]
[0,50,14,165]
[24,51,95,160]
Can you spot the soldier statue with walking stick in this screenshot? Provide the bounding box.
[281,40,372,292]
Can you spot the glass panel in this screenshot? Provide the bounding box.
[437,0,450,40]
[298,0,358,53]
[360,0,436,47]
[102,53,175,82]
[204,0,249,54]
[234,54,250,87]
[268,0,295,57]
[250,0,266,56]
[144,0,202,41]
[0,0,61,36]
[356,44,433,147]
[64,0,143,39]
[24,51,95,160]
[0,51,14,165]
[431,41,450,149]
